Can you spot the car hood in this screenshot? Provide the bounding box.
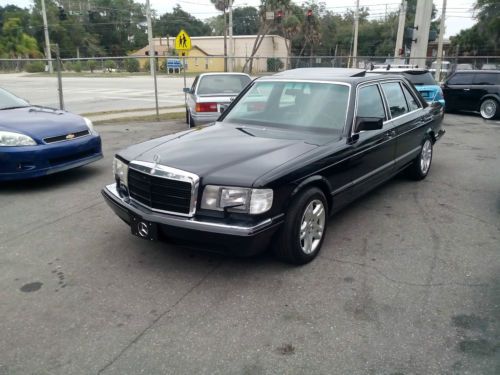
[0,106,89,141]
[120,123,331,187]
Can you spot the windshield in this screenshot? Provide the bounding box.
[0,88,29,110]
[197,75,251,96]
[404,72,437,86]
[223,81,350,133]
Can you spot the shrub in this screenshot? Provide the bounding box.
[73,61,82,72]
[143,60,150,72]
[25,61,46,73]
[125,58,140,73]
[87,60,97,73]
[267,58,284,72]
[104,60,116,72]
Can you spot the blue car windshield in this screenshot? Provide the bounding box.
[0,88,29,110]
[223,81,350,133]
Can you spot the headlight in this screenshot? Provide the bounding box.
[201,185,273,214]
[0,131,36,146]
[83,117,96,134]
[113,157,128,187]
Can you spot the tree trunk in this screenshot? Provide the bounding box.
[242,23,269,73]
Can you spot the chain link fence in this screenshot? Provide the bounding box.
[1,55,499,116]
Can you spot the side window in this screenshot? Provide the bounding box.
[473,73,499,85]
[381,82,409,118]
[357,84,386,119]
[447,73,474,85]
[401,84,420,111]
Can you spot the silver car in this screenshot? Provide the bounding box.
[184,73,252,127]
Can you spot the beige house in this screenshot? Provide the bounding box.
[130,35,289,73]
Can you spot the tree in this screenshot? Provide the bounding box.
[0,18,40,59]
[154,5,211,37]
[208,6,260,35]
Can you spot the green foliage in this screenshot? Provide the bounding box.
[87,60,97,73]
[267,57,284,72]
[25,61,45,72]
[104,60,117,72]
[125,58,140,72]
[154,5,211,37]
[208,6,260,35]
[73,61,82,72]
[0,17,40,58]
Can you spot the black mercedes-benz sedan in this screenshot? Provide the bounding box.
[102,68,445,265]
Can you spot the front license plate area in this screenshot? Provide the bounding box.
[130,213,158,241]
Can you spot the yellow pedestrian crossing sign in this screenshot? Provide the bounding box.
[175,29,191,51]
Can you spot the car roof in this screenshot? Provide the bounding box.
[369,68,430,74]
[451,70,499,74]
[260,68,411,85]
[198,72,251,77]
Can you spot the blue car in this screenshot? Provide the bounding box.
[368,68,445,107]
[0,88,102,181]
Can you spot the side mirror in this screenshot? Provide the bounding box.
[354,117,384,133]
[183,87,191,94]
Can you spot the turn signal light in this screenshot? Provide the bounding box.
[196,102,218,112]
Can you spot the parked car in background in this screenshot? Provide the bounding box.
[103,68,444,265]
[368,68,445,107]
[0,88,102,181]
[456,63,474,70]
[442,70,500,119]
[184,73,252,127]
[429,60,451,77]
[481,64,498,70]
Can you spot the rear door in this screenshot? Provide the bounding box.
[383,81,428,169]
[469,72,497,111]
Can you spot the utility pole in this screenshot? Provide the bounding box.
[394,0,407,59]
[228,0,234,72]
[40,0,53,73]
[146,0,155,77]
[352,0,359,68]
[409,0,433,67]
[434,0,447,81]
[146,0,159,120]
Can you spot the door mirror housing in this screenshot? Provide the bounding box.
[183,87,192,94]
[354,117,384,133]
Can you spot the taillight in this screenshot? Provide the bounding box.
[195,102,218,112]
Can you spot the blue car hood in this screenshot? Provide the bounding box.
[0,107,88,142]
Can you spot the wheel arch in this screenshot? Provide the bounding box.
[290,176,333,214]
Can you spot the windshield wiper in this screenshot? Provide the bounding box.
[0,105,29,110]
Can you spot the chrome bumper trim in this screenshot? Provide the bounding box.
[103,183,283,236]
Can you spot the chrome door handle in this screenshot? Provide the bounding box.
[463,88,470,91]
[386,130,396,137]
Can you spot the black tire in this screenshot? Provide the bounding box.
[479,98,499,120]
[273,187,328,265]
[185,108,189,124]
[407,138,433,180]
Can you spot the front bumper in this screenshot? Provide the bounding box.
[0,134,102,181]
[102,183,283,256]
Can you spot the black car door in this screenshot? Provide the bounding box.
[347,82,397,198]
[444,72,475,110]
[382,81,428,169]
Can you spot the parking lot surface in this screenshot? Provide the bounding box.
[0,114,499,374]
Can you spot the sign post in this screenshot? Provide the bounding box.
[175,30,192,128]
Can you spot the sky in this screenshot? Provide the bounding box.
[2,0,477,38]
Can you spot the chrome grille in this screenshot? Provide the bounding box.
[44,130,90,143]
[127,161,199,217]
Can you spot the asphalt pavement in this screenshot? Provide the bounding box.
[0,114,499,374]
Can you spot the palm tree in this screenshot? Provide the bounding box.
[211,0,229,71]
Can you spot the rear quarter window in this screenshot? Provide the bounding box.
[447,73,475,85]
[472,73,500,85]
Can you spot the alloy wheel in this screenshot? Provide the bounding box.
[480,99,497,119]
[420,139,432,175]
[299,199,326,255]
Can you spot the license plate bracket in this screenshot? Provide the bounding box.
[130,213,158,241]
